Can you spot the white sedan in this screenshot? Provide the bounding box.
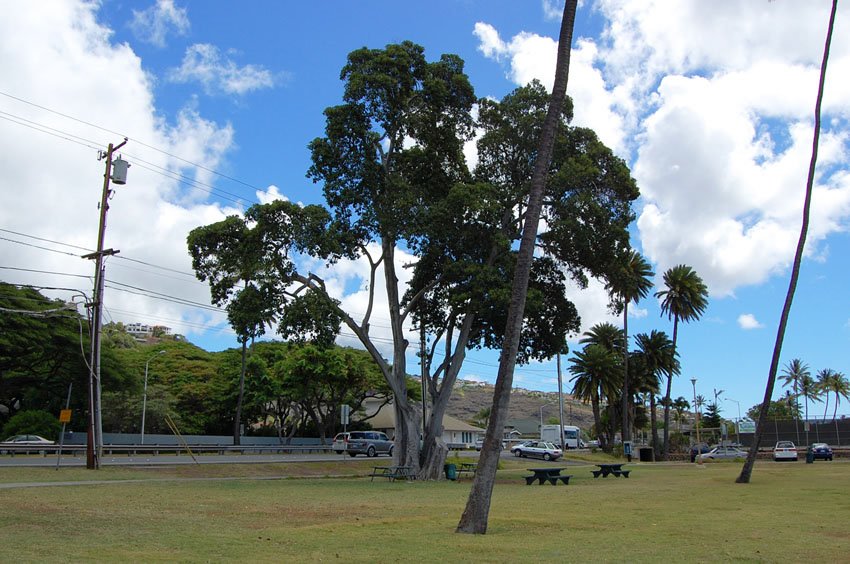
[773,441,798,461]
[699,446,747,461]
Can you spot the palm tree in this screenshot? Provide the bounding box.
[656,265,708,460]
[780,358,809,445]
[458,0,578,533]
[673,396,691,432]
[816,368,838,421]
[798,373,821,444]
[580,322,625,354]
[817,369,850,421]
[738,0,838,484]
[605,250,654,444]
[634,330,678,459]
[569,344,622,450]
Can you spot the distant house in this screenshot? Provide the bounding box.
[358,398,484,448]
[126,323,172,342]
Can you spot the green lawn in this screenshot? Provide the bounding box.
[1,459,847,562]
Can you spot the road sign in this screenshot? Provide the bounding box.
[59,409,72,423]
[738,420,755,433]
[341,405,351,425]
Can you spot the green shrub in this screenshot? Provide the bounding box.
[1,410,60,440]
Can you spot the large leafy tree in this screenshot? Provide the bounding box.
[605,250,653,443]
[188,216,281,444]
[0,282,128,431]
[656,264,708,460]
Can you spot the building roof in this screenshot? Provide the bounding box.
[357,406,483,433]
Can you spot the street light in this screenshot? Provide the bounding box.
[141,350,166,444]
[691,378,703,466]
[727,398,741,445]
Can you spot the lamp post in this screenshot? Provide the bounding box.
[691,378,702,466]
[141,350,166,444]
[727,398,741,445]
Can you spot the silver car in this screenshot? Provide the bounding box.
[699,446,747,461]
[511,441,562,461]
[332,431,393,457]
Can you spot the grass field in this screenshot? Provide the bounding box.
[1,458,847,562]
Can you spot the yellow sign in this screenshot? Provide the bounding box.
[59,409,72,423]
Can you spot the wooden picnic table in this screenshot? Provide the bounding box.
[370,465,416,482]
[457,462,477,479]
[592,463,630,478]
[525,467,572,485]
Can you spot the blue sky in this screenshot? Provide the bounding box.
[2,1,849,420]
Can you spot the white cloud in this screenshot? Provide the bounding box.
[0,1,239,341]
[168,43,277,96]
[131,0,190,48]
[476,1,850,300]
[737,314,764,330]
[256,185,289,205]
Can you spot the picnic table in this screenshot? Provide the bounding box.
[525,467,572,485]
[457,462,477,479]
[592,463,630,478]
[370,465,416,482]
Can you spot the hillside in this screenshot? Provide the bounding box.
[445,381,595,431]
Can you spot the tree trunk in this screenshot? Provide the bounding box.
[738,0,836,484]
[457,0,577,535]
[662,316,677,460]
[649,393,659,461]
[233,338,247,446]
[621,303,630,443]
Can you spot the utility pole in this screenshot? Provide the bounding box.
[556,349,565,451]
[83,138,129,469]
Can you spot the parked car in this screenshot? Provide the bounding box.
[586,439,600,448]
[689,443,711,463]
[331,431,393,457]
[699,446,747,461]
[1,434,54,445]
[810,443,834,461]
[474,439,507,451]
[510,441,562,461]
[773,441,798,461]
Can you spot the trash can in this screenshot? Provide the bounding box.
[639,447,653,462]
[444,463,457,481]
[806,447,814,464]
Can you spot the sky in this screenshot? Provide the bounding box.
[1,0,849,420]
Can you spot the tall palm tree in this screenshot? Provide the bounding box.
[656,265,708,460]
[738,0,838,484]
[605,250,654,444]
[780,358,809,445]
[634,330,678,459]
[569,344,622,450]
[816,368,837,420]
[458,0,578,533]
[817,369,850,421]
[798,373,821,444]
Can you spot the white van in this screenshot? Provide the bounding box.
[540,425,584,449]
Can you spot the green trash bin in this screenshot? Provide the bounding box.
[806,447,814,464]
[444,463,457,481]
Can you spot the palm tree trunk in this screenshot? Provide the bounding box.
[737,0,836,484]
[649,393,659,461]
[457,0,577,534]
[662,316,678,460]
[621,303,630,443]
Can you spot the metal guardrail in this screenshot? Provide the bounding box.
[0,444,335,457]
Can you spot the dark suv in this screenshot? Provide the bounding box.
[332,431,393,457]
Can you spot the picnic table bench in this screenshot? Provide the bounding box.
[592,463,630,478]
[525,467,572,485]
[370,465,416,482]
[457,462,477,479]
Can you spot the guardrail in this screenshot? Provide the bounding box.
[0,444,335,457]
